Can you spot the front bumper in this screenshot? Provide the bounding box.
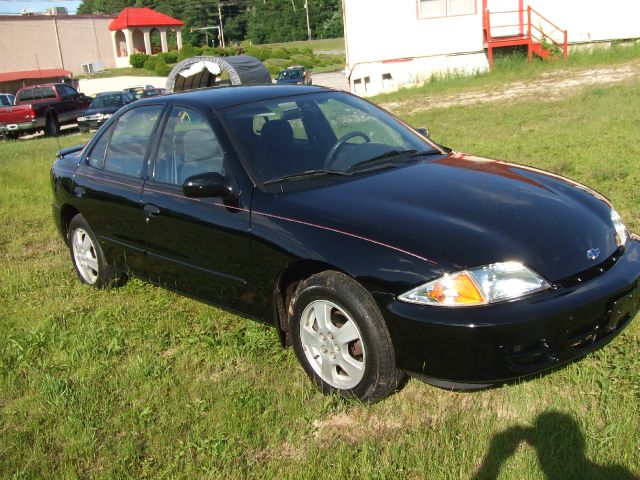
[381,238,640,385]
[77,119,106,131]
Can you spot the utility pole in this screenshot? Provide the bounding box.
[304,0,311,41]
[218,2,226,48]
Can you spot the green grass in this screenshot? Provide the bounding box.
[374,41,640,103]
[1,76,639,478]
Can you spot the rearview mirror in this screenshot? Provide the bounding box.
[182,172,232,198]
[416,127,431,138]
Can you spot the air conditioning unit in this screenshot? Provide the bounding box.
[80,62,106,75]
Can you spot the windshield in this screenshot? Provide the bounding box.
[90,94,123,109]
[219,91,441,186]
[277,70,302,80]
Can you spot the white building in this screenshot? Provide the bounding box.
[342,0,640,96]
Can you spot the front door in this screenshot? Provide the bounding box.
[141,105,257,315]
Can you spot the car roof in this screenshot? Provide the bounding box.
[19,83,63,89]
[95,91,124,96]
[135,84,331,110]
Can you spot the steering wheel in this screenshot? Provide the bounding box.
[324,131,371,168]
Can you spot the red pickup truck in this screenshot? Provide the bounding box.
[0,83,92,139]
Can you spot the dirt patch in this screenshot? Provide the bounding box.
[380,60,640,115]
[251,439,302,463]
[311,411,405,443]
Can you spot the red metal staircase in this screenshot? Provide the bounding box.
[483,6,568,68]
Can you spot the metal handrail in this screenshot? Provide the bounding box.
[484,6,568,61]
[530,6,563,34]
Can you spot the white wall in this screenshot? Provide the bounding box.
[344,0,640,96]
[525,0,640,43]
[78,75,167,96]
[344,0,487,95]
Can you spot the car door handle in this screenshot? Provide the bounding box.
[144,204,160,222]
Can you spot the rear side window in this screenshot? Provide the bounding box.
[41,87,57,99]
[17,89,34,102]
[16,87,56,102]
[87,124,114,169]
[89,105,162,177]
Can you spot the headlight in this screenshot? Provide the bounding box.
[399,262,550,307]
[611,208,628,247]
[77,116,87,122]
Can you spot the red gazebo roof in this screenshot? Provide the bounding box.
[108,7,184,31]
[0,68,72,83]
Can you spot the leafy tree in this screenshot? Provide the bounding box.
[76,0,343,45]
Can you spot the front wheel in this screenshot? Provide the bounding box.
[68,214,125,288]
[290,271,403,402]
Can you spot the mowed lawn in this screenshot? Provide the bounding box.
[1,79,639,479]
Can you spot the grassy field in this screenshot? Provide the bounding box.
[375,42,640,104]
[1,75,639,478]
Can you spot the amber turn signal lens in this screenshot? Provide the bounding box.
[428,273,485,305]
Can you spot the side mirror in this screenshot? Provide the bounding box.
[416,127,431,138]
[182,172,232,199]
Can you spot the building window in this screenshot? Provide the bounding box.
[419,0,475,18]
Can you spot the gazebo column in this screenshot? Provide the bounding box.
[176,28,183,50]
[124,28,134,57]
[111,30,120,58]
[160,28,168,53]
[142,28,152,55]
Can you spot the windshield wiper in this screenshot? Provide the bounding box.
[347,149,439,173]
[263,169,351,185]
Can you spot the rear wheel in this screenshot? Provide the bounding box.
[45,114,60,137]
[290,271,403,403]
[68,214,125,288]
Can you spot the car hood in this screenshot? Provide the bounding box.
[83,106,121,116]
[274,153,618,282]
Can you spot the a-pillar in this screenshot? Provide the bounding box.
[160,28,168,53]
[142,28,152,55]
[176,28,183,50]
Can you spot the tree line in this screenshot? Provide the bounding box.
[77,0,343,46]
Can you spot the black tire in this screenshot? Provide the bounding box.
[290,270,404,403]
[4,131,19,140]
[67,214,125,289]
[45,114,60,137]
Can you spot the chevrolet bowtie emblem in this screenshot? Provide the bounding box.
[586,248,601,260]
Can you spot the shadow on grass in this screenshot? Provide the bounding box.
[472,411,637,480]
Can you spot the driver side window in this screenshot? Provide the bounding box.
[153,107,224,185]
[318,98,403,147]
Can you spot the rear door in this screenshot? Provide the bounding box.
[73,104,165,274]
[140,104,256,314]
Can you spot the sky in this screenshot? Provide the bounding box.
[0,0,82,15]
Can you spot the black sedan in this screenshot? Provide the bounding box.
[51,85,640,402]
[77,91,136,132]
